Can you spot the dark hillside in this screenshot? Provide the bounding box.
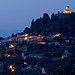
[30,12,75,36]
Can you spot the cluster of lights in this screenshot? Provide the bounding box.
[65,40,69,43]
[9,65,15,72]
[24,34,29,40]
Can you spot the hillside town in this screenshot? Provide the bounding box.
[0,6,75,75]
[0,32,75,75]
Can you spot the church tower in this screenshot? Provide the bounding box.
[64,6,71,14]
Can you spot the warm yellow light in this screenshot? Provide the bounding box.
[51,33,61,38]
[24,62,27,64]
[9,65,13,69]
[64,6,71,14]
[9,44,14,48]
[7,54,11,57]
[39,34,41,37]
[38,42,46,45]
[24,37,27,40]
[9,65,15,72]
[12,68,15,72]
[64,10,71,14]
[28,36,32,38]
[25,34,28,37]
[55,33,61,37]
[65,40,69,43]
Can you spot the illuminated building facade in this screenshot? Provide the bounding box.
[64,6,71,14]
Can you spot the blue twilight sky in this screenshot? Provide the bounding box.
[0,0,75,38]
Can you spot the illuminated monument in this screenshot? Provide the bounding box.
[57,5,72,18]
[64,6,71,14]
